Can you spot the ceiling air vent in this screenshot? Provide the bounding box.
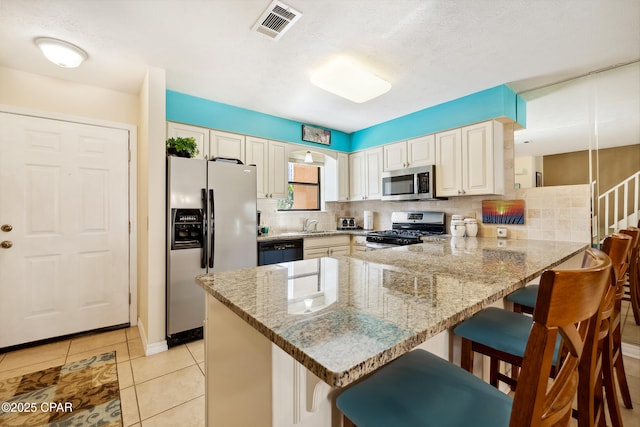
[252,1,302,40]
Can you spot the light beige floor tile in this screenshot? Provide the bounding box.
[186,339,204,363]
[0,357,67,381]
[135,365,204,420]
[119,385,141,427]
[128,338,145,360]
[198,362,205,375]
[141,395,205,427]
[620,405,640,426]
[68,329,127,355]
[65,341,130,364]
[117,361,134,390]
[622,352,640,378]
[126,325,141,341]
[0,340,69,372]
[130,345,195,384]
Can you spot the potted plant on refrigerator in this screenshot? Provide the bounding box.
[166,137,199,158]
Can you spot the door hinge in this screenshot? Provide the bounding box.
[129,221,131,234]
[129,292,131,305]
[128,149,131,162]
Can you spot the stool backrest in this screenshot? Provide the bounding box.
[509,248,611,427]
[602,233,633,303]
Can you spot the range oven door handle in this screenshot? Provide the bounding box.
[209,189,215,269]
[201,188,207,269]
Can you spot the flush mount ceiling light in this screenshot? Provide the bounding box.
[310,56,391,103]
[35,37,88,68]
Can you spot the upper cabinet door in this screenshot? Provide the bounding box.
[435,128,462,197]
[337,152,350,201]
[167,122,209,160]
[365,147,383,200]
[349,151,366,201]
[245,136,268,198]
[407,134,435,167]
[461,121,504,196]
[383,141,407,171]
[210,130,245,163]
[267,141,288,200]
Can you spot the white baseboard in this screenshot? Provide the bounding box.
[137,317,168,356]
[621,342,640,359]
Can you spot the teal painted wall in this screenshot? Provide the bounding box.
[166,90,351,152]
[166,85,525,153]
[351,85,525,151]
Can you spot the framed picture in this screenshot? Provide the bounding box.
[302,125,331,145]
[482,200,525,225]
[536,172,543,187]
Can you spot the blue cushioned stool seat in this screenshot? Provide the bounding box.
[506,285,539,310]
[454,307,560,365]
[336,349,513,427]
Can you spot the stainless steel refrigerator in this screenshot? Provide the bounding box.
[166,156,257,346]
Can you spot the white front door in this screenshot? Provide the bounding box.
[0,112,130,348]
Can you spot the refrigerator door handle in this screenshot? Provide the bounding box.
[201,188,207,269]
[209,189,215,269]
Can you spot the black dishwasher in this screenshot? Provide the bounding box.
[258,239,304,266]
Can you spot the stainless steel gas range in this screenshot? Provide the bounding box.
[366,211,446,249]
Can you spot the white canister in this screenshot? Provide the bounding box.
[450,219,466,237]
[363,211,373,230]
[464,218,478,237]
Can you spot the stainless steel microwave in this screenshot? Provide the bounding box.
[381,165,436,201]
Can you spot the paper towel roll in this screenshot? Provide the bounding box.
[363,211,373,230]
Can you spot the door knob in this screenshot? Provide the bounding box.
[1,241,12,249]
[1,224,12,232]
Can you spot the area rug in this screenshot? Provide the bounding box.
[0,351,122,426]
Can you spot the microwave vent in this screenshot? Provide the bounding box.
[252,1,302,40]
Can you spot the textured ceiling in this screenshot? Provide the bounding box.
[0,0,638,155]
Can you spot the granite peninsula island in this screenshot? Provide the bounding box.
[196,237,587,427]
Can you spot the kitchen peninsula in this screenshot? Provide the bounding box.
[196,237,587,427]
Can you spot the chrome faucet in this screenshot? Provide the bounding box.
[303,218,319,232]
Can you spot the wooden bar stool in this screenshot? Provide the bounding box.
[621,226,640,324]
[336,248,611,427]
[453,234,631,427]
[616,227,639,409]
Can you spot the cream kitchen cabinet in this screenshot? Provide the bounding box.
[245,137,288,199]
[303,235,351,259]
[324,152,350,202]
[435,120,504,197]
[383,135,435,171]
[167,122,210,160]
[349,147,383,200]
[210,130,245,163]
[337,152,350,201]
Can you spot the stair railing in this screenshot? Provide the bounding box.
[598,171,640,232]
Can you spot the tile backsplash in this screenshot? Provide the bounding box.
[258,182,592,243]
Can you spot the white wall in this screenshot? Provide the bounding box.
[137,67,168,354]
[0,67,139,124]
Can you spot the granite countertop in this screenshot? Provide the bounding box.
[195,237,587,388]
[257,229,368,241]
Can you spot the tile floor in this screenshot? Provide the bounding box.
[0,327,205,427]
[0,324,638,426]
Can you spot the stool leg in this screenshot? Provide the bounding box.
[489,357,500,388]
[460,338,474,373]
[343,415,357,427]
[602,332,623,427]
[612,317,633,409]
